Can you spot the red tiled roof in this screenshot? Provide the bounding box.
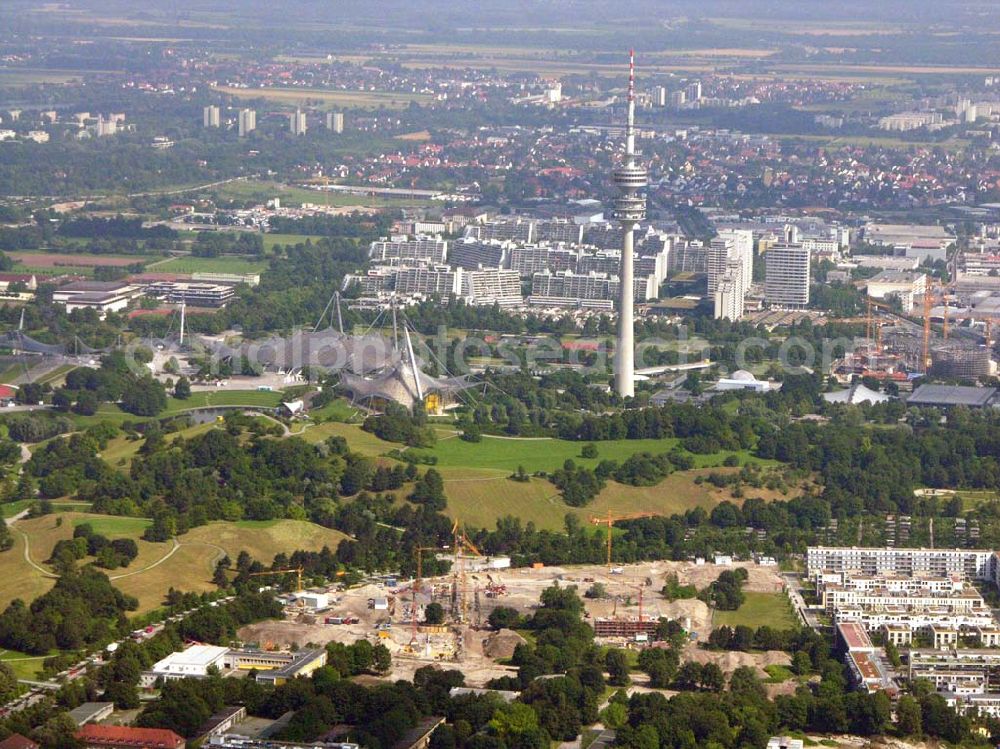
[76,724,184,749]
[0,734,39,749]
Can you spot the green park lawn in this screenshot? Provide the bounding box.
[713,592,799,630]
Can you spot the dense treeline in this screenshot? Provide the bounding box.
[0,567,137,654]
[58,216,177,240]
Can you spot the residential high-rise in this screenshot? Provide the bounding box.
[654,85,667,107]
[290,109,307,136]
[203,105,220,128]
[326,112,344,133]
[765,243,811,308]
[612,50,647,399]
[238,109,256,137]
[686,81,702,101]
[716,228,754,297]
[714,258,745,321]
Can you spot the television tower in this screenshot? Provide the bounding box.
[613,50,647,398]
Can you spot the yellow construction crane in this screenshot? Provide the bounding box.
[588,511,656,567]
[451,520,482,624]
[247,566,305,591]
[411,545,447,641]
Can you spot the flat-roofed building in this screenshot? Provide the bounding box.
[449,239,509,270]
[225,648,327,685]
[141,644,229,687]
[765,243,810,308]
[807,547,996,582]
[907,384,998,409]
[369,237,448,264]
[394,265,460,296]
[460,268,522,307]
[145,281,236,308]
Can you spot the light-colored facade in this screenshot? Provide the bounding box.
[369,237,448,264]
[238,109,256,137]
[203,105,220,128]
[460,268,522,307]
[326,112,344,133]
[807,547,997,582]
[765,243,810,308]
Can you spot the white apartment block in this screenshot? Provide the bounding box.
[394,265,460,296]
[714,271,745,321]
[509,245,579,277]
[460,268,522,307]
[449,239,509,270]
[910,649,1000,694]
[807,547,996,582]
[765,243,810,308]
[203,105,221,128]
[369,237,448,264]
[238,109,256,137]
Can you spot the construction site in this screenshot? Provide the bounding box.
[236,551,790,687]
[832,282,998,384]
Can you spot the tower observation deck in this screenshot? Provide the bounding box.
[613,50,647,398]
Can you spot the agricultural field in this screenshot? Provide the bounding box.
[212,85,432,109]
[152,256,269,276]
[0,511,348,613]
[713,592,799,630]
[8,252,150,277]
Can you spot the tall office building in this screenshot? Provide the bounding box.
[326,112,344,133]
[612,50,647,399]
[203,105,220,128]
[686,81,702,102]
[238,109,256,137]
[290,109,307,136]
[654,85,667,107]
[765,243,811,308]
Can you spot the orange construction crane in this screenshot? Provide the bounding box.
[588,511,656,567]
[247,566,305,592]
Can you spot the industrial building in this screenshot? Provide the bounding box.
[865,270,927,312]
[906,384,998,409]
[140,644,229,687]
[225,648,327,685]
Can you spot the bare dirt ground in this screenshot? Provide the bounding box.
[236,561,787,686]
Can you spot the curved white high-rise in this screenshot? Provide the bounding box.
[613,50,647,398]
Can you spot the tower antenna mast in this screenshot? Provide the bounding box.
[612,50,647,398]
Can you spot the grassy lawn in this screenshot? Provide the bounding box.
[764,664,794,683]
[0,649,58,680]
[307,397,358,423]
[153,256,269,276]
[70,515,151,536]
[263,233,313,251]
[101,422,217,469]
[1,500,33,518]
[713,592,799,630]
[0,511,349,613]
[163,389,284,414]
[409,431,769,475]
